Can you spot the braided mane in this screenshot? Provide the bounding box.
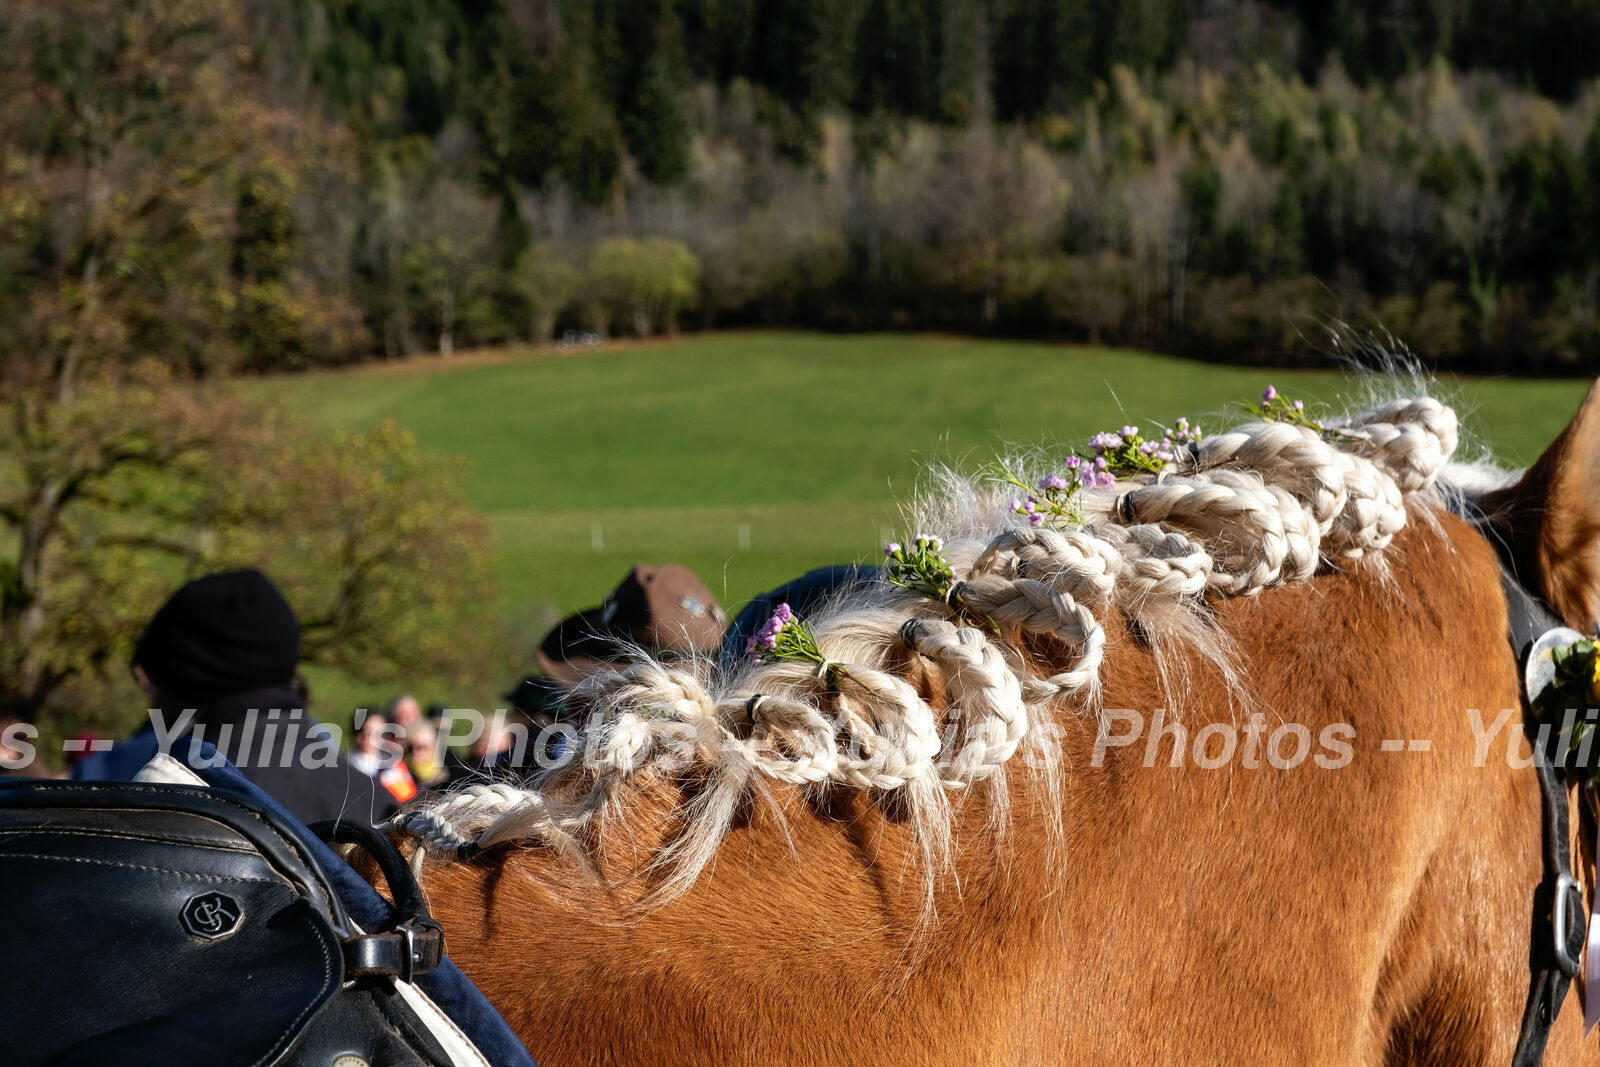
[393,394,1468,901]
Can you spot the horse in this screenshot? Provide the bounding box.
[384,378,1600,1065]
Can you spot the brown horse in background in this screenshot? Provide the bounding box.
[397,382,1600,1065]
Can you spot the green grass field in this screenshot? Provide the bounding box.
[254,331,1591,709]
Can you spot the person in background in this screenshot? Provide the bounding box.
[74,568,397,825]
[534,563,727,688]
[502,675,571,766]
[349,708,416,805]
[470,562,727,782]
[443,709,532,784]
[404,717,450,791]
[386,693,422,733]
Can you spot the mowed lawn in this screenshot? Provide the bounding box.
[256,330,1591,684]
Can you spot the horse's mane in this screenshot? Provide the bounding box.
[392,387,1486,904]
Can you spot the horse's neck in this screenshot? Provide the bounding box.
[422,748,1077,1059]
[424,516,1545,1063]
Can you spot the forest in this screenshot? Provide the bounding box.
[4,0,1600,376]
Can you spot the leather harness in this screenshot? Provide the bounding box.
[1501,571,1589,1065]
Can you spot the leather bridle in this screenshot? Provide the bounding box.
[1500,569,1589,1065]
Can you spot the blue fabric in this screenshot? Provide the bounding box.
[71,725,162,783]
[719,564,881,671]
[101,737,537,1067]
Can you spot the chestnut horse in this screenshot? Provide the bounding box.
[391,381,1600,1065]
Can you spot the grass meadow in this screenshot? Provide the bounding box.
[254,331,1593,712]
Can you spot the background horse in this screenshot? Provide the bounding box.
[389,380,1600,1064]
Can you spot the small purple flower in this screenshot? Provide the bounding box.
[1263,385,1278,403]
[1093,456,1108,471]
[1120,424,1138,438]
[1293,399,1304,411]
[773,603,793,625]
[1040,474,1069,491]
[1064,455,1081,470]
[885,541,901,557]
[1089,431,1123,452]
[1028,512,1045,527]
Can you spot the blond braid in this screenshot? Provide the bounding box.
[392,392,1467,904]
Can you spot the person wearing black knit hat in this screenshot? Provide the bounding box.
[132,569,302,702]
[77,569,396,825]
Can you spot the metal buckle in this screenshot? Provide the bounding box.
[1553,872,1585,979]
[398,923,417,985]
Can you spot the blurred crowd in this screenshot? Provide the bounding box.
[1,561,740,827]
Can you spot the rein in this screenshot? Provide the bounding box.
[1499,569,1590,1066]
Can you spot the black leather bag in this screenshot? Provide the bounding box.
[0,779,463,1067]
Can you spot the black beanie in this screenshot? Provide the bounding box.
[133,569,301,703]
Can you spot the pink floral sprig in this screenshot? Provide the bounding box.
[1251,385,1321,430]
[885,534,956,600]
[1169,416,1203,447]
[746,603,839,680]
[996,464,1088,527]
[1087,424,1179,477]
[991,415,1203,529]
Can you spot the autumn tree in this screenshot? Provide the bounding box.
[0,0,502,726]
[402,178,502,357]
[212,418,505,697]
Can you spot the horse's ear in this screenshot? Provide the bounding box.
[1481,379,1600,631]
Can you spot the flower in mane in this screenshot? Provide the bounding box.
[995,416,1205,529]
[746,603,846,685]
[1251,384,1321,431]
[1088,423,1178,476]
[885,534,956,599]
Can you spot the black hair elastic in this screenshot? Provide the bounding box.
[943,581,967,609]
[900,617,923,650]
[745,694,766,721]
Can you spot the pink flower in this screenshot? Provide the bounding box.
[1089,431,1123,451]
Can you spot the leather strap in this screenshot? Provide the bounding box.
[345,925,444,983]
[1502,572,1587,1066]
[309,819,445,984]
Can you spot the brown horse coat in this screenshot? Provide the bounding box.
[410,383,1600,1065]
